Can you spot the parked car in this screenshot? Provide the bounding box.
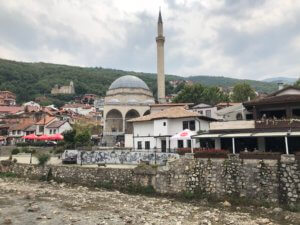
[46,141,57,146]
[62,150,78,164]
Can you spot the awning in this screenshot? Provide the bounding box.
[289,132,300,136]
[252,132,287,137]
[193,134,222,138]
[221,133,253,138]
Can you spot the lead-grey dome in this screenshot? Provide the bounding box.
[109,75,150,90]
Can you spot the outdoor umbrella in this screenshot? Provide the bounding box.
[38,134,50,141]
[171,129,196,153]
[22,134,38,140]
[49,133,64,141]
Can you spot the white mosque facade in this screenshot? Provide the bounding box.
[103,75,154,136]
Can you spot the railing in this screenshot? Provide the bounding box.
[103,131,124,136]
[255,119,300,129]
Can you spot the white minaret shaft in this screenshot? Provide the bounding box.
[156,10,166,103]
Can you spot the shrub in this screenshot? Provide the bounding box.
[176,148,192,155]
[16,142,29,147]
[194,149,228,159]
[239,152,281,160]
[37,153,50,166]
[11,148,20,155]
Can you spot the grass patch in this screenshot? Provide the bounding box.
[0,172,17,178]
[95,180,113,190]
[125,184,156,195]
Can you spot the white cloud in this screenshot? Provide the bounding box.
[0,0,300,80]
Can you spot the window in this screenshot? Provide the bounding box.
[163,122,166,126]
[17,130,21,135]
[236,113,243,120]
[189,120,195,131]
[199,110,203,114]
[137,141,142,149]
[50,129,52,134]
[205,110,211,118]
[183,121,189,130]
[183,120,195,131]
[12,130,16,135]
[53,129,57,134]
[178,140,184,148]
[39,126,44,133]
[145,141,150,149]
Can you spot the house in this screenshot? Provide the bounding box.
[45,120,72,135]
[7,118,35,145]
[0,106,24,116]
[192,103,222,120]
[216,103,252,121]
[62,103,94,116]
[0,91,16,106]
[194,86,300,155]
[35,116,57,136]
[128,107,215,152]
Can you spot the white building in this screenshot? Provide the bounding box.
[128,107,215,152]
[62,104,94,116]
[216,103,252,121]
[192,103,222,120]
[44,120,72,135]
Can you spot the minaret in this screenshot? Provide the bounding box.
[156,9,166,103]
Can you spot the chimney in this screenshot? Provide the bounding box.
[278,82,284,90]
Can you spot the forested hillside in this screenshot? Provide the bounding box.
[0,58,277,105]
[187,76,277,93]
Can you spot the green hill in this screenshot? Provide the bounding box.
[187,76,277,93]
[0,58,277,105]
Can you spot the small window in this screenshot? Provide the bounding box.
[205,110,211,117]
[50,129,52,134]
[12,130,16,135]
[183,121,189,130]
[53,129,57,134]
[17,130,21,135]
[199,110,203,114]
[163,122,166,126]
[190,120,195,131]
[178,140,184,148]
[145,141,150,150]
[137,141,142,149]
[236,113,243,120]
[39,126,44,133]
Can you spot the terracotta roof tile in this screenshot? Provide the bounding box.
[128,107,200,122]
[36,116,56,125]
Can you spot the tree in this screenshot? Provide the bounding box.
[231,83,256,102]
[173,83,229,105]
[173,83,206,104]
[63,129,76,148]
[75,130,91,147]
[294,79,300,87]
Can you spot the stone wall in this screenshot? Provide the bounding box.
[1,155,299,207]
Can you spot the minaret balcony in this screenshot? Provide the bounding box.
[156,36,165,42]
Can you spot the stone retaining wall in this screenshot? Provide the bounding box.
[1,155,299,207]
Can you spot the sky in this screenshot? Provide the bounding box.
[0,0,300,80]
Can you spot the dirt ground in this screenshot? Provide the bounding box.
[0,178,299,225]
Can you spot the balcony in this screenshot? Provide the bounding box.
[210,120,255,131]
[255,119,300,129]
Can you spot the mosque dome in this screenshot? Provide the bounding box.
[109,75,150,90]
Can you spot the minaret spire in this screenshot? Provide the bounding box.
[156,9,166,103]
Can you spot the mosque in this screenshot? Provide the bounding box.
[103,10,166,145]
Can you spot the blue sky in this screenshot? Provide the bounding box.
[0,0,299,80]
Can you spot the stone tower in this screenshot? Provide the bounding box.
[156,9,166,103]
